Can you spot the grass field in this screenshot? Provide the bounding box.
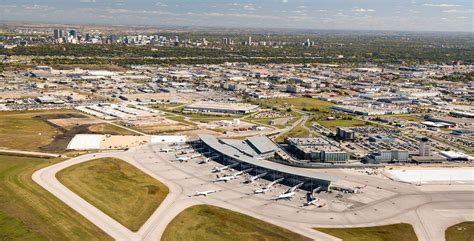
[57,157,169,231]
[318,119,370,130]
[247,118,285,129]
[162,205,312,241]
[275,124,310,143]
[88,123,136,135]
[0,154,111,240]
[0,210,46,241]
[315,223,418,241]
[165,115,197,126]
[394,115,424,122]
[149,103,184,111]
[445,222,474,241]
[261,97,333,112]
[0,112,59,151]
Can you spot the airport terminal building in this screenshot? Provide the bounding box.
[191,134,338,191]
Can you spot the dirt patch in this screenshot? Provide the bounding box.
[48,118,103,130]
[40,125,93,152]
[35,113,86,120]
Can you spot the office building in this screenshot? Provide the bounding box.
[223,37,229,45]
[336,127,355,140]
[285,137,349,163]
[69,30,78,39]
[419,138,432,156]
[53,29,64,39]
[364,150,409,163]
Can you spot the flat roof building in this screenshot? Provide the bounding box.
[284,137,349,163]
[184,101,259,115]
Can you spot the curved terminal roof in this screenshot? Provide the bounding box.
[199,134,338,182]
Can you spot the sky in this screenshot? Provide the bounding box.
[0,0,472,32]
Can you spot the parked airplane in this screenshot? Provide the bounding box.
[245,172,268,183]
[160,148,173,152]
[232,168,252,177]
[175,155,190,162]
[213,174,237,183]
[196,157,210,165]
[187,190,218,197]
[214,168,252,182]
[212,163,239,173]
[254,177,284,194]
[272,182,304,200]
[190,154,201,159]
[303,192,319,206]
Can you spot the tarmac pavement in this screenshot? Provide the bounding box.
[33,143,474,241]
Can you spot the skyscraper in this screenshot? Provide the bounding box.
[69,30,78,39]
[53,29,63,39]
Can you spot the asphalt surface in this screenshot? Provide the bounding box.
[33,144,474,241]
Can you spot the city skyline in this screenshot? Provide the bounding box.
[0,0,473,32]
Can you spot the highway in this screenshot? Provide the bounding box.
[33,144,474,241]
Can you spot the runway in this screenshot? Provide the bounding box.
[33,143,474,241]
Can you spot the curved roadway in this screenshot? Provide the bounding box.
[33,144,474,241]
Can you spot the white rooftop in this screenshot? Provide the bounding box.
[67,134,104,150]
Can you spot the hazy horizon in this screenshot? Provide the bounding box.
[0,0,472,32]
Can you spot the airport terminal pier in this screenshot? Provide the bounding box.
[189,134,338,191]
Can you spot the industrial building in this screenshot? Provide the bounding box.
[284,137,349,163]
[191,134,338,191]
[425,115,474,127]
[183,101,259,115]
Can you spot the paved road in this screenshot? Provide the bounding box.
[0,149,61,158]
[33,144,474,241]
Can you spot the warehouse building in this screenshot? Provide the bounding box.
[183,101,259,115]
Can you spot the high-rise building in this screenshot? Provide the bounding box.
[108,34,118,44]
[419,138,432,156]
[69,30,78,39]
[248,36,252,45]
[223,37,229,45]
[53,29,63,39]
[303,38,314,47]
[172,36,179,46]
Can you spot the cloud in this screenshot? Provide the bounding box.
[80,0,96,3]
[442,9,474,13]
[21,4,55,11]
[422,4,461,8]
[352,8,375,13]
